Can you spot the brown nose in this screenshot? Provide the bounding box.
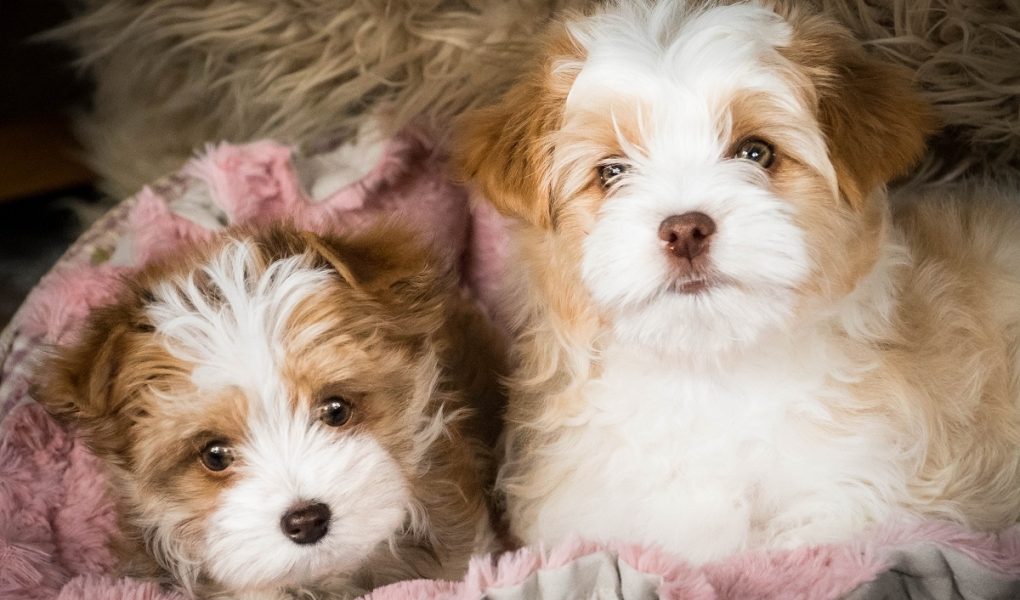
[658,212,717,261]
[280,502,330,545]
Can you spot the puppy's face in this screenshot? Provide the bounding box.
[37,227,452,593]
[458,0,933,356]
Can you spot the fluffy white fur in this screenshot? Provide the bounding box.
[205,434,407,591]
[459,0,1020,564]
[147,241,334,395]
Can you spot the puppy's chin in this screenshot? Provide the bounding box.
[600,284,799,359]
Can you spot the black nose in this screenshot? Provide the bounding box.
[280,502,330,545]
[658,212,717,261]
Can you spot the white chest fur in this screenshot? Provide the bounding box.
[510,336,914,563]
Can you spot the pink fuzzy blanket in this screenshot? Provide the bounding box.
[1,133,1018,600]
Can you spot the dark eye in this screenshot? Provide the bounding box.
[598,163,629,188]
[734,138,775,168]
[200,440,234,472]
[319,397,352,427]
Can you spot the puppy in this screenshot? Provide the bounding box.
[456,0,1020,563]
[33,223,505,597]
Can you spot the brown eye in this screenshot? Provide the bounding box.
[598,163,629,188]
[319,397,352,427]
[200,440,234,472]
[735,138,775,168]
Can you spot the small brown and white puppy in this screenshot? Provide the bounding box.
[33,224,505,598]
[456,0,1020,563]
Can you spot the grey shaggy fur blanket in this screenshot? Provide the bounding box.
[53,0,1020,197]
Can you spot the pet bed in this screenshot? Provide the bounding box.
[2,132,1019,600]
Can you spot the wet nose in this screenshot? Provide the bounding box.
[658,212,717,261]
[280,501,330,545]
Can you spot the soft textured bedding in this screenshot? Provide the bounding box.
[1,132,1018,600]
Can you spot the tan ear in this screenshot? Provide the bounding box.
[250,223,452,315]
[32,312,135,459]
[782,10,937,205]
[306,224,455,307]
[299,230,365,289]
[453,27,582,229]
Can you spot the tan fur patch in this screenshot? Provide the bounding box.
[776,2,937,206]
[453,26,586,229]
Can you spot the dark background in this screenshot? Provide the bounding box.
[0,0,103,327]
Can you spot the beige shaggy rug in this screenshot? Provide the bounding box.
[52,0,1020,198]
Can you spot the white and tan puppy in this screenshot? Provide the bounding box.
[35,224,506,598]
[456,0,1020,563]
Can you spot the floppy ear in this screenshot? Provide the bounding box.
[303,224,455,308]
[298,230,366,290]
[31,312,136,460]
[252,223,451,309]
[452,27,583,229]
[781,9,937,206]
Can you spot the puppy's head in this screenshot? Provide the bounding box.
[34,224,457,594]
[456,0,934,356]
